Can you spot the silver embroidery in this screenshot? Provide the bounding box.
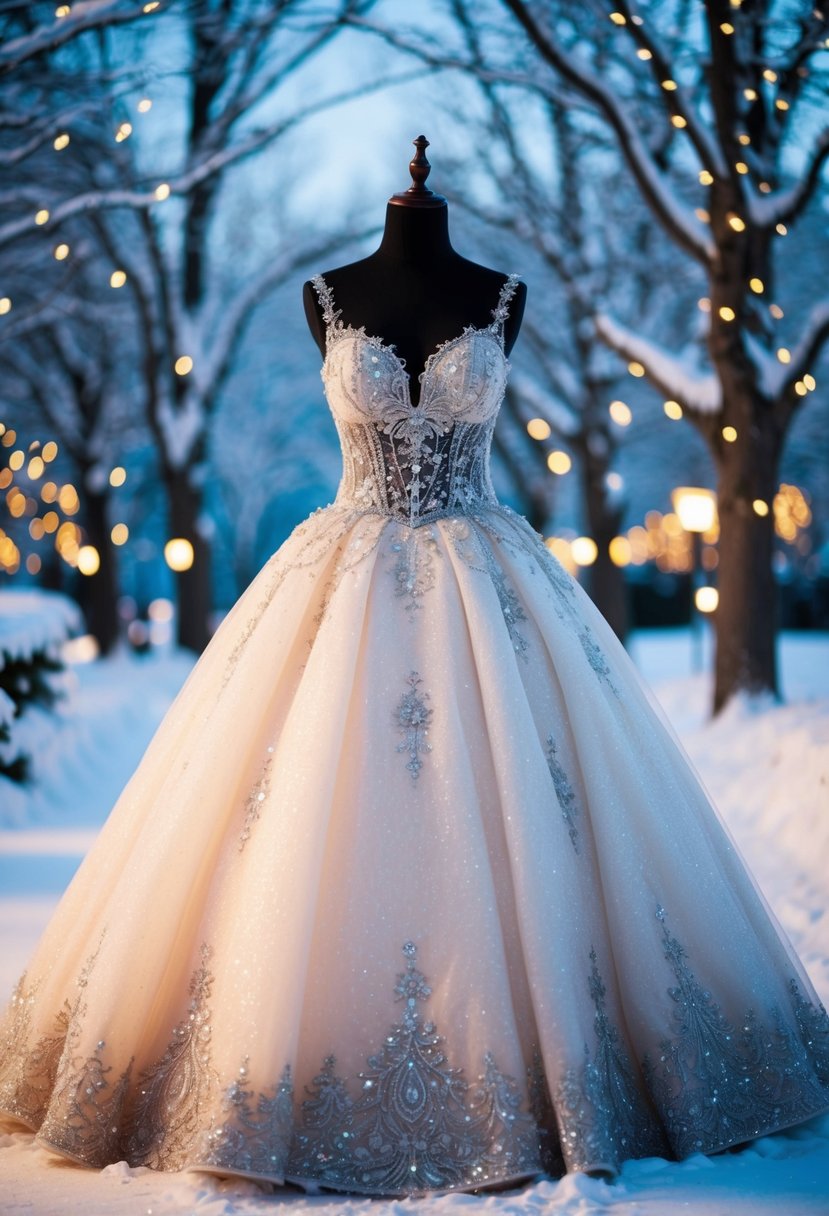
[239,745,275,851]
[643,905,829,1159]
[202,1057,294,1176]
[287,941,541,1194]
[395,671,433,781]
[545,734,580,853]
[579,626,618,693]
[390,526,439,616]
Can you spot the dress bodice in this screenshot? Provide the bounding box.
[312,273,521,528]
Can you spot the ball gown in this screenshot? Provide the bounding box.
[1,272,828,1197]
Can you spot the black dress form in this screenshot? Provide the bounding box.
[303,202,526,407]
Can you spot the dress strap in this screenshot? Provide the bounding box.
[311,273,341,329]
[490,273,522,334]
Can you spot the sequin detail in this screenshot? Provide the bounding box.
[579,626,618,693]
[545,734,580,853]
[395,671,433,781]
[312,274,520,530]
[287,941,542,1194]
[238,745,275,851]
[642,905,829,1158]
[389,525,439,616]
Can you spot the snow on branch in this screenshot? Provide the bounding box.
[749,127,829,229]
[501,0,714,267]
[779,300,829,394]
[595,312,721,414]
[0,1,161,73]
[508,369,580,438]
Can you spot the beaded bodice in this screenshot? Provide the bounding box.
[312,273,521,527]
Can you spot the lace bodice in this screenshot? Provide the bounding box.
[312,272,521,528]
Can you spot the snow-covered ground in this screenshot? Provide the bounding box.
[1,629,828,1215]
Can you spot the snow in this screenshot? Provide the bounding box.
[1,629,828,1214]
[595,313,722,414]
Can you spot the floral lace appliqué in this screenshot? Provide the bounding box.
[395,671,433,781]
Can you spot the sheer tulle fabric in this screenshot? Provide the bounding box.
[0,276,827,1196]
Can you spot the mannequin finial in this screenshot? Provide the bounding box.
[389,135,447,208]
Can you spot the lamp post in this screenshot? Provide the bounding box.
[671,486,717,673]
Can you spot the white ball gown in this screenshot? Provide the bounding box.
[1,272,828,1197]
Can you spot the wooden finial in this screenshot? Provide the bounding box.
[389,134,447,208]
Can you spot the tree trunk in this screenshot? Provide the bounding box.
[712,410,781,714]
[165,470,212,653]
[78,487,119,654]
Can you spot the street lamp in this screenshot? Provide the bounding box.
[671,486,717,672]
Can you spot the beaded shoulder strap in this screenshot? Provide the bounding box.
[310,273,341,329]
[490,273,521,335]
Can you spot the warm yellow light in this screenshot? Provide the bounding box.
[58,483,79,513]
[735,161,748,174]
[663,400,683,420]
[155,183,171,201]
[608,536,632,567]
[671,486,717,533]
[775,223,787,236]
[720,22,734,34]
[41,482,57,503]
[744,88,757,100]
[42,440,58,462]
[547,451,572,475]
[77,545,101,576]
[795,381,807,397]
[137,98,153,113]
[763,69,778,82]
[609,11,626,23]
[109,466,127,487]
[571,537,598,567]
[0,469,10,489]
[671,115,687,128]
[9,450,24,471]
[55,4,71,14]
[718,306,735,321]
[662,80,677,91]
[776,347,791,364]
[164,537,194,571]
[698,297,711,312]
[111,523,129,545]
[738,133,751,146]
[628,361,645,377]
[0,298,10,315]
[43,510,58,533]
[2,428,16,445]
[636,48,652,60]
[115,122,133,143]
[27,456,44,479]
[749,277,764,293]
[527,418,551,441]
[699,169,713,185]
[752,499,769,516]
[695,586,719,614]
[174,355,193,376]
[29,518,45,541]
[609,400,632,426]
[803,373,816,391]
[53,133,70,151]
[727,213,746,231]
[54,243,70,260]
[776,98,789,111]
[722,426,738,442]
[110,270,127,288]
[143,0,160,10]
[35,209,50,225]
[770,303,784,318]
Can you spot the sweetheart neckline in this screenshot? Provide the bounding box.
[321,323,508,410]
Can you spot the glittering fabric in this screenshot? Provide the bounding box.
[1,272,828,1194]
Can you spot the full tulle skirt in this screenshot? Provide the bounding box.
[1,502,827,1195]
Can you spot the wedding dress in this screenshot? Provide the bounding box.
[1,273,828,1197]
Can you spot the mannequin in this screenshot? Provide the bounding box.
[303,135,527,407]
